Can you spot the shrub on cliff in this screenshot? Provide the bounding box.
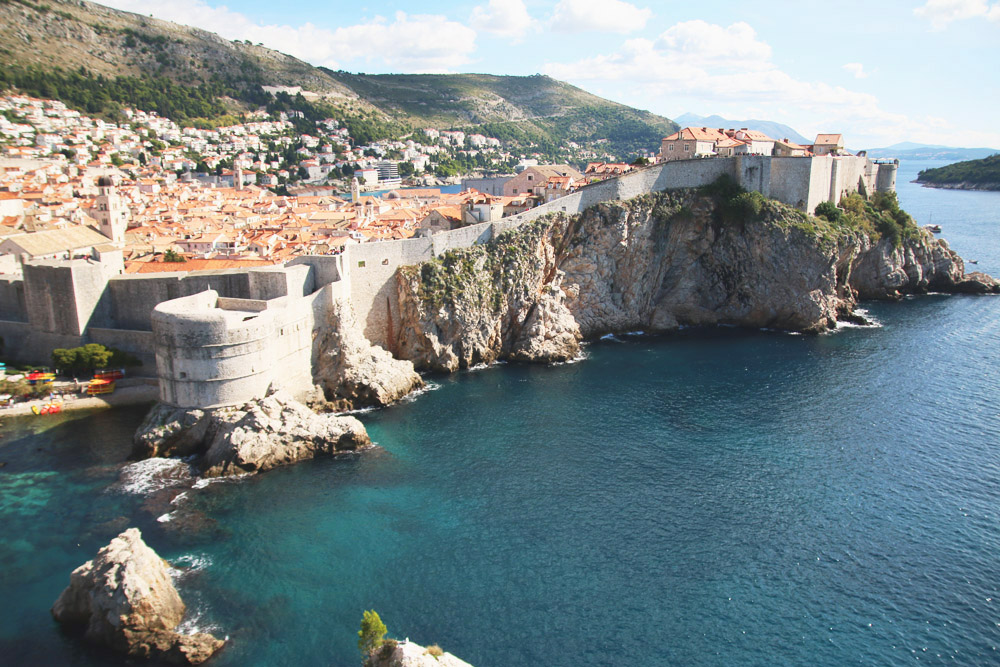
[358,609,388,658]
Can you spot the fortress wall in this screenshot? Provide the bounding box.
[24,263,86,335]
[0,275,27,322]
[830,156,873,205]
[288,254,343,286]
[343,237,433,348]
[88,328,156,374]
[0,319,82,364]
[769,158,814,211]
[806,157,836,214]
[248,264,314,299]
[270,288,324,400]
[152,290,277,408]
[431,222,493,256]
[736,156,772,197]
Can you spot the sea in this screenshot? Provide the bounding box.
[1,160,999,666]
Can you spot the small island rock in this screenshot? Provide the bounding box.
[51,528,224,664]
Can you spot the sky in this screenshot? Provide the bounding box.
[94,0,1000,149]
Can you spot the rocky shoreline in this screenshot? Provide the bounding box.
[132,389,370,477]
[916,180,1000,191]
[393,190,999,371]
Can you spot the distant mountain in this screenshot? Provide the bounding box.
[674,113,811,145]
[0,0,677,157]
[864,143,1000,160]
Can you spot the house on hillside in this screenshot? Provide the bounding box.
[660,127,730,161]
[659,127,779,161]
[773,139,810,157]
[503,165,584,198]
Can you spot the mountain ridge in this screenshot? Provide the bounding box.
[0,0,677,156]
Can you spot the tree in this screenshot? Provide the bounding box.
[162,248,186,263]
[357,610,387,659]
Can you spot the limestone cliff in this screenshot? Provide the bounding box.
[133,389,370,477]
[51,528,224,664]
[396,220,582,372]
[312,297,424,411]
[395,190,998,370]
[367,640,473,667]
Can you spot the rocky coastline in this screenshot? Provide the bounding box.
[51,528,224,664]
[394,189,998,370]
[916,180,1000,191]
[132,389,370,477]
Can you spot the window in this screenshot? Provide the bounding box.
[684,144,690,152]
[668,144,674,151]
[179,372,187,379]
[513,188,518,194]
[382,258,389,265]
[527,175,533,181]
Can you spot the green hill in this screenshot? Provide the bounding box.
[0,0,675,156]
[917,154,1000,190]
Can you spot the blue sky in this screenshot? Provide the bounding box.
[97,0,1000,149]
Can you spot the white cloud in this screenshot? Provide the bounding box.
[843,62,868,79]
[550,0,652,34]
[913,0,1000,29]
[542,20,947,147]
[96,0,477,72]
[471,0,536,42]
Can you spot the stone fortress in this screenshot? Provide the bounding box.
[0,154,898,408]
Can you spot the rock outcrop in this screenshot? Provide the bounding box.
[396,220,582,372]
[312,297,424,411]
[367,640,473,667]
[395,190,998,369]
[132,390,370,477]
[51,528,224,664]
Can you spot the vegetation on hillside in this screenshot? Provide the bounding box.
[917,154,1000,188]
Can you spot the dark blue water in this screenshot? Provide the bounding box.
[2,161,999,666]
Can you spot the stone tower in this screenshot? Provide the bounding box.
[94,176,128,245]
[235,162,244,191]
[351,176,360,203]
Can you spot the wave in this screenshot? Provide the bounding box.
[400,381,442,403]
[114,458,193,495]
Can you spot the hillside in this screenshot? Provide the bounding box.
[0,0,676,156]
[916,154,1000,190]
[324,71,677,155]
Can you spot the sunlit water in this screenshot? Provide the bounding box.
[2,160,999,666]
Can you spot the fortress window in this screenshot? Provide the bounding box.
[382,258,389,265]
[179,372,187,379]
[358,260,366,268]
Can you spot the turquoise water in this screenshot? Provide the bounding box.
[2,160,1000,665]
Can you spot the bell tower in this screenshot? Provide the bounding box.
[94,176,128,245]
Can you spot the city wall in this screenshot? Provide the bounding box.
[0,154,897,406]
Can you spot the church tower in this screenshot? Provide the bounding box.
[235,162,244,191]
[94,176,128,245]
[351,176,360,203]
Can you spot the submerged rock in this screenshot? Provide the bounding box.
[132,390,370,478]
[367,640,473,667]
[51,528,224,664]
[313,297,424,411]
